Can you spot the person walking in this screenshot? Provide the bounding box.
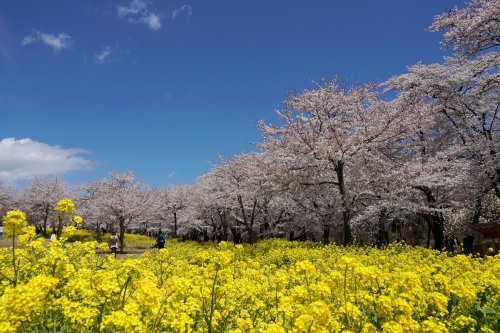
[156,230,165,249]
[109,231,119,257]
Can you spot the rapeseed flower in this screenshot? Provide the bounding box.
[54,198,75,216]
[2,210,26,235]
[0,238,498,332]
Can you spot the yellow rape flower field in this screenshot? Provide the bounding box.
[0,230,499,333]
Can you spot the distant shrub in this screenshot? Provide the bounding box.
[65,230,154,249]
[105,232,154,249]
[65,229,97,243]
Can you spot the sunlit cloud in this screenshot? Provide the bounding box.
[0,138,92,181]
[117,0,147,16]
[145,13,162,30]
[172,5,192,20]
[21,30,73,51]
[94,46,113,63]
[117,0,162,31]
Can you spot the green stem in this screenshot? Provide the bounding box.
[57,215,64,239]
[151,302,166,330]
[207,266,220,333]
[121,276,132,308]
[12,229,18,287]
[95,298,108,332]
[305,274,312,303]
[38,315,47,333]
[343,265,351,329]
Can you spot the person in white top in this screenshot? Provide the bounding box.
[109,231,119,258]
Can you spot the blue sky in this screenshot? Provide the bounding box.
[0,0,462,187]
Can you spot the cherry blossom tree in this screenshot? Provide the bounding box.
[157,184,192,238]
[176,184,211,241]
[204,153,278,244]
[194,171,233,241]
[429,0,499,59]
[21,176,73,237]
[0,181,16,218]
[77,180,112,241]
[81,171,154,253]
[385,0,499,228]
[258,79,425,245]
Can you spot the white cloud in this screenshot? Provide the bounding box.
[0,138,92,181]
[117,0,162,31]
[145,13,162,30]
[21,30,73,51]
[167,171,176,178]
[94,46,113,63]
[172,5,192,20]
[117,0,147,16]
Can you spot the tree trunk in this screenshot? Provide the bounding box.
[336,162,352,245]
[416,186,444,251]
[493,181,500,200]
[222,224,228,241]
[430,213,444,251]
[119,217,126,253]
[322,225,330,245]
[420,212,444,250]
[471,197,482,224]
[246,199,258,244]
[376,208,389,248]
[173,211,178,238]
[56,216,64,239]
[237,195,258,244]
[218,210,228,241]
[230,227,242,244]
[247,228,255,244]
[96,223,102,242]
[42,204,50,237]
[211,219,217,241]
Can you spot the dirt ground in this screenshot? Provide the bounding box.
[0,237,13,248]
[0,236,150,259]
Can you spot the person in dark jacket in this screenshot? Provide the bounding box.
[156,230,165,249]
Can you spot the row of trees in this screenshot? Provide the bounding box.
[1,0,498,251]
